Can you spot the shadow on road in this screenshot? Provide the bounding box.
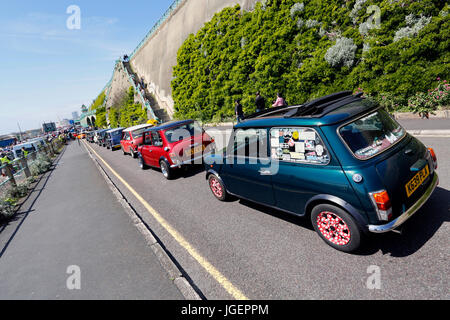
[361,186,450,257]
[235,186,449,257]
[0,147,67,259]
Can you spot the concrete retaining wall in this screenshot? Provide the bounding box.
[106,62,133,110]
[129,0,260,118]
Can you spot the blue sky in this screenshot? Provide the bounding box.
[0,0,174,135]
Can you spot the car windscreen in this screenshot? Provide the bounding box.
[339,108,406,160]
[164,122,202,143]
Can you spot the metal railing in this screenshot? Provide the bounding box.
[129,0,185,59]
[0,138,65,200]
[120,60,160,122]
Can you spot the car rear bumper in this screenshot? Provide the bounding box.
[170,154,205,168]
[367,173,439,233]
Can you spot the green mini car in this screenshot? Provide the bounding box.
[205,91,439,252]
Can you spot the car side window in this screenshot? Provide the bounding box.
[143,132,152,145]
[151,131,164,147]
[232,128,268,159]
[269,127,330,165]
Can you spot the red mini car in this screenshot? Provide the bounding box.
[137,120,215,179]
[120,124,155,158]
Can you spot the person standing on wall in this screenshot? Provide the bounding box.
[255,91,266,113]
[272,92,288,107]
[235,99,244,124]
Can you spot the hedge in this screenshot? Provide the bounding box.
[171,0,449,121]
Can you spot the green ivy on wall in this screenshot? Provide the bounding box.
[110,87,148,128]
[171,0,449,121]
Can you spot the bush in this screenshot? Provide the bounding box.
[0,198,17,220]
[7,181,30,199]
[29,153,52,176]
[171,0,449,120]
[95,106,107,128]
[108,87,148,128]
[408,78,450,114]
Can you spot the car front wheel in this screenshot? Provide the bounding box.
[311,204,361,253]
[208,174,228,201]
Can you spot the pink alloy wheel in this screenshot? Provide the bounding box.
[210,177,223,198]
[316,211,351,246]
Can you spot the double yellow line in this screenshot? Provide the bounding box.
[83,141,248,300]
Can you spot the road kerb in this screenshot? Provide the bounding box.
[82,141,202,300]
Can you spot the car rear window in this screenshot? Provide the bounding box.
[339,109,406,160]
[164,122,202,143]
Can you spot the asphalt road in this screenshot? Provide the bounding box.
[0,143,183,300]
[82,135,449,300]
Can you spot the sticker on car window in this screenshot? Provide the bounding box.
[270,128,329,165]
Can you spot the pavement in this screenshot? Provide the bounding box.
[0,142,184,300]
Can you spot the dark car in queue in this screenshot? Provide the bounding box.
[86,131,95,143]
[120,124,155,158]
[204,91,439,253]
[97,129,109,147]
[137,120,215,180]
[106,128,125,151]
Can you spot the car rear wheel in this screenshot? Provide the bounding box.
[208,175,228,201]
[138,155,147,170]
[311,204,361,253]
[160,160,172,180]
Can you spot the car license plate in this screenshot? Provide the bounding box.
[405,165,430,198]
[186,145,204,156]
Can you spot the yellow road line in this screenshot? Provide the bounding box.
[82,141,248,300]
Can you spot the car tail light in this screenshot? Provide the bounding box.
[428,148,437,169]
[369,190,393,222]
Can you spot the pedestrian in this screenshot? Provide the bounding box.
[1,152,11,176]
[21,147,29,159]
[235,99,244,124]
[255,91,266,113]
[272,92,288,107]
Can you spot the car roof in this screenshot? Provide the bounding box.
[106,128,124,133]
[123,124,154,133]
[143,120,194,133]
[236,92,379,128]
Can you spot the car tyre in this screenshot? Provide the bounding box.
[208,174,228,201]
[160,160,172,180]
[311,204,361,253]
[138,155,147,170]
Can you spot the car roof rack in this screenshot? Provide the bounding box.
[243,105,295,120]
[286,91,363,118]
[242,91,364,121]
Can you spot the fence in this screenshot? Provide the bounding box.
[120,60,160,122]
[0,138,65,201]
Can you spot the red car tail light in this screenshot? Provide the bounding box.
[428,148,437,169]
[369,190,393,222]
